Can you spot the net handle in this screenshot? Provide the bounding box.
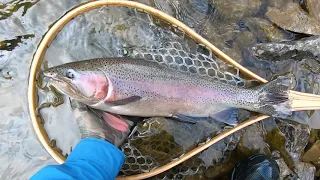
[28,1,270,179]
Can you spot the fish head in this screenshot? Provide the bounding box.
[42,62,109,105]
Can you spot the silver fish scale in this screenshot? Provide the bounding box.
[129,41,245,87]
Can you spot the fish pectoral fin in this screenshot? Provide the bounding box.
[102,112,131,132]
[107,96,142,106]
[168,114,200,124]
[209,108,239,126]
[88,107,133,131]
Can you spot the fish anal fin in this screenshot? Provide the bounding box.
[168,114,201,124]
[209,108,239,126]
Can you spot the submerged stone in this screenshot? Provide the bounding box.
[275,157,293,179]
[243,17,291,42]
[294,162,316,180]
[266,2,320,35]
[237,123,268,157]
[212,0,262,21]
[305,0,320,23]
[303,140,320,163]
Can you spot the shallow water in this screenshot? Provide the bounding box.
[0,0,319,179]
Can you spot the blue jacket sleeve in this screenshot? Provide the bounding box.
[30,138,125,180]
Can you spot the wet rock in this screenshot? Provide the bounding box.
[235,30,257,47]
[272,122,314,179]
[308,129,320,144]
[305,0,320,23]
[212,0,262,21]
[244,36,320,62]
[209,116,313,179]
[205,154,238,179]
[261,117,312,178]
[268,0,293,10]
[265,124,296,170]
[204,22,257,65]
[294,162,316,180]
[206,118,312,179]
[198,145,223,167]
[201,22,239,52]
[303,140,320,163]
[181,0,215,26]
[243,36,320,79]
[266,2,320,35]
[237,123,268,157]
[276,120,310,162]
[275,157,293,179]
[276,157,315,180]
[206,123,267,179]
[317,169,320,177]
[243,17,291,42]
[177,0,216,30]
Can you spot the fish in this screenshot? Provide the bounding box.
[42,57,292,125]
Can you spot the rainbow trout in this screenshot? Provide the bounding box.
[42,57,292,125]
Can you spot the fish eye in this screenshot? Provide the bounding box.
[66,69,75,79]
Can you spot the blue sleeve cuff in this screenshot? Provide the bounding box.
[31,138,125,180]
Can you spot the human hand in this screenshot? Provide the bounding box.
[69,98,133,147]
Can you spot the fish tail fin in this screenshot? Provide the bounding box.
[255,76,292,118]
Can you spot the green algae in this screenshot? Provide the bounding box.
[0,0,39,20]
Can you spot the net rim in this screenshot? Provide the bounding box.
[27,1,269,179]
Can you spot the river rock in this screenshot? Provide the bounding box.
[243,17,291,42]
[212,0,262,21]
[266,2,320,35]
[305,0,320,23]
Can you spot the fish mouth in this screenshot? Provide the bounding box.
[45,74,93,102]
[42,69,110,104]
[42,70,82,96]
